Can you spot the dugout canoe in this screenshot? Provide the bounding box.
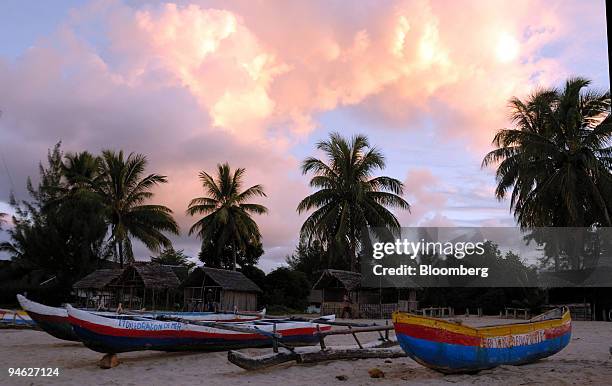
[392,307,571,373]
[16,294,264,342]
[66,305,333,353]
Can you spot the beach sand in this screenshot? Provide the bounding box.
[1,317,611,386]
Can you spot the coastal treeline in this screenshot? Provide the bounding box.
[0,76,610,312]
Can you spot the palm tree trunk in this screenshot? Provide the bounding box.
[118,239,124,268]
[350,226,358,272]
[232,242,237,271]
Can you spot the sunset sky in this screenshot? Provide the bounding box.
[0,0,609,270]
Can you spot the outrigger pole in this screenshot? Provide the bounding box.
[227,321,405,371]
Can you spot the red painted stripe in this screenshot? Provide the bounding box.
[395,321,571,347]
[394,323,480,346]
[545,322,571,339]
[69,315,330,340]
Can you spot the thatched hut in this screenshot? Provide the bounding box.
[110,264,183,310]
[73,269,123,308]
[312,269,418,318]
[182,267,262,312]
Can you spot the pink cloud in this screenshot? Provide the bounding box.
[400,168,450,225]
[0,0,607,266]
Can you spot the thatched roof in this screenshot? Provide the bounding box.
[167,265,190,282]
[73,269,123,289]
[312,269,362,291]
[113,264,181,289]
[183,267,262,293]
[136,264,181,288]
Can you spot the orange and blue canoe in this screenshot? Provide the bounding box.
[392,307,571,373]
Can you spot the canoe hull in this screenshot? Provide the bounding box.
[393,308,571,373]
[72,324,322,353]
[17,295,79,341]
[17,295,264,342]
[25,310,79,341]
[67,306,331,354]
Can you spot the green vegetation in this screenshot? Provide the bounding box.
[98,150,179,267]
[262,267,311,311]
[285,240,327,283]
[187,163,268,270]
[0,144,179,302]
[297,132,410,272]
[2,77,609,311]
[483,77,612,228]
[151,247,195,269]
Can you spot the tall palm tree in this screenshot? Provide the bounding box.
[97,150,179,267]
[297,132,410,272]
[187,163,268,270]
[482,77,612,228]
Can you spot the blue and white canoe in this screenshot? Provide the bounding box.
[393,307,571,374]
[0,308,36,328]
[67,305,333,353]
[17,295,265,342]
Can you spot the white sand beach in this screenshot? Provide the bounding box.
[1,317,611,386]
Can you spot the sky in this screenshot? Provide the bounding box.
[0,0,609,271]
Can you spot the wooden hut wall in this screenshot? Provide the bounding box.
[321,287,347,302]
[220,291,257,311]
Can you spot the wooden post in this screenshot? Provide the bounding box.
[316,324,326,350]
[384,320,389,341]
[99,354,120,369]
[349,326,363,349]
[272,323,278,353]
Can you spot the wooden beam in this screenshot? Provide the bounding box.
[227,343,404,371]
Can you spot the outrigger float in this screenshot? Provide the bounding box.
[17,294,265,342]
[392,307,571,374]
[227,321,407,370]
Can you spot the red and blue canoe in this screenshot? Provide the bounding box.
[392,307,571,373]
[67,305,333,353]
[17,295,265,342]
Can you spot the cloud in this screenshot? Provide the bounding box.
[0,0,607,267]
[400,168,452,226]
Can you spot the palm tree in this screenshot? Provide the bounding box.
[43,151,103,210]
[297,132,410,272]
[97,150,180,267]
[187,163,268,270]
[61,151,101,191]
[482,77,612,228]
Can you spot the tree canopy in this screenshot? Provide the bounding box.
[297,132,410,271]
[483,77,612,228]
[187,163,268,270]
